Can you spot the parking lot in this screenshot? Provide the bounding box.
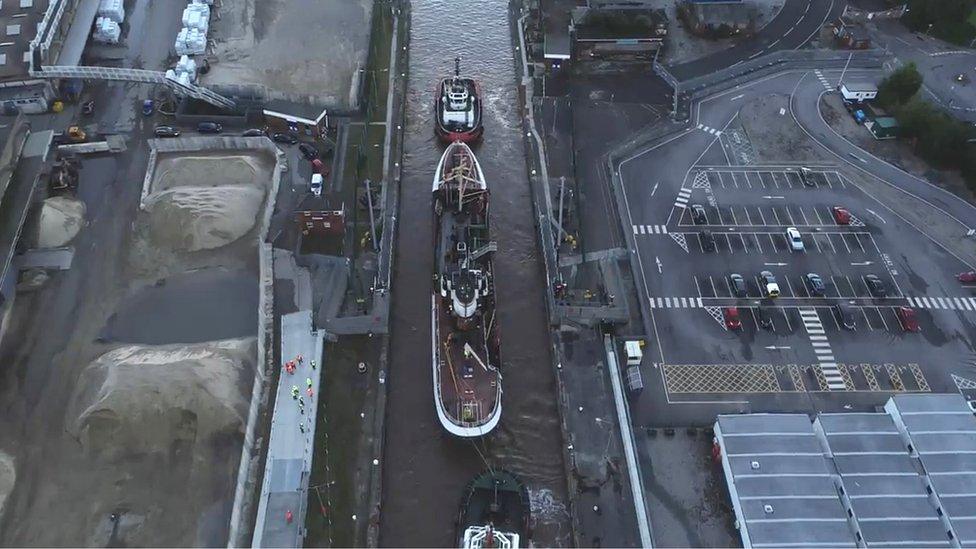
[621,142,976,420]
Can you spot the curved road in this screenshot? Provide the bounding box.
[789,70,976,231]
[670,0,841,81]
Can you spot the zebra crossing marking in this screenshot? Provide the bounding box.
[696,124,722,136]
[632,224,669,235]
[649,296,703,309]
[674,188,692,209]
[798,307,845,390]
[907,296,976,311]
[814,70,833,91]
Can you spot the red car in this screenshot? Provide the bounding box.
[832,206,851,225]
[957,271,976,284]
[724,307,742,330]
[896,307,920,332]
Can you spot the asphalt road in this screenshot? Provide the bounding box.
[668,0,842,81]
[614,70,976,426]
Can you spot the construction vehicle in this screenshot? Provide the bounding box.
[52,126,87,145]
[47,156,80,193]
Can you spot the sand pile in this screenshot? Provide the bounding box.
[37,196,85,248]
[152,154,264,193]
[66,338,255,459]
[144,185,265,252]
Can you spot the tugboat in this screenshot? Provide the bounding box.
[431,141,501,438]
[435,57,483,143]
[457,470,530,548]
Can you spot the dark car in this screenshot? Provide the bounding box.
[700,230,715,252]
[800,167,815,187]
[298,142,319,160]
[272,132,298,145]
[864,274,887,297]
[728,273,747,297]
[834,303,856,330]
[896,306,920,332]
[805,273,826,296]
[153,125,180,138]
[691,204,707,225]
[197,121,222,134]
[242,128,266,137]
[756,305,773,329]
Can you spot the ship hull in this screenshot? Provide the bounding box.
[434,77,483,144]
[431,143,501,438]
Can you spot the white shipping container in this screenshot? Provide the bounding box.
[97,0,124,23]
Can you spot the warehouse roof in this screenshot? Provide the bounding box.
[717,395,976,549]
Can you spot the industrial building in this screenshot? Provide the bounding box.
[715,394,976,548]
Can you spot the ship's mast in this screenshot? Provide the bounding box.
[454,56,461,79]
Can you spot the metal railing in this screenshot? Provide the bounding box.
[31,65,236,109]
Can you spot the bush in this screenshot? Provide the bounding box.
[877,63,922,109]
[894,98,976,171]
[902,0,976,46]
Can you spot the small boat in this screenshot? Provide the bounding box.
[435,57,484,143]
[457,470,530,549]
[431,141,501,438]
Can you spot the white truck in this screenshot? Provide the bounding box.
[310,173,323,197]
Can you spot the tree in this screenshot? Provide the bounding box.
[878,63,923,109]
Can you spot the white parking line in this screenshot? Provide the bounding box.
[814,206,826,225]
[799,207,810,225]
[876,307,889,331]
[757,207,767,225]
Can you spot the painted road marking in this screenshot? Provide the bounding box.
[649,297,703,309]
[697,124,723,136]
[674,188,692,209]
[799,307,845,390]
[633,224,669,235]
[908,296,976,311]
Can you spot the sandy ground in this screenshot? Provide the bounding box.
[0,144,276,545]
[204,0,372,106]
[36,196,85,248]
[653,0,784,64]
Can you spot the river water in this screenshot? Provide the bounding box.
[380,0,570,546]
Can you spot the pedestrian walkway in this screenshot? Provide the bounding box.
[673,188,691,209]
[696,123,723,136]
[798,307,845,390]
[814,69,833,91]
[906,296,976,311]
[632,224,668,235]
[252,310,326,548]
[648,296,703,308]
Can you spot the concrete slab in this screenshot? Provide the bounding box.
[17,246,74,270]
[252,310,326,548]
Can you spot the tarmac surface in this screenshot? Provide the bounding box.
[667,0,841,81]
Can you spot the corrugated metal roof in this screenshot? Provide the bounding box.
[716,395,976,548]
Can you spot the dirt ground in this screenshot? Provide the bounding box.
[203,0,372,107]
[652,0,785,65]
[0,144,275,545]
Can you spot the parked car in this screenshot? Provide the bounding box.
[142,99,154,116]
[832,206,851,225]
[896,306,920,332]
[805,273,826,296]
[242,128,266,137]
[272,132,298,144]
[691,204,707,225]
[311,158,329,177]
[786,227,804,251]
[197,121,222,134]
[298,142,319,160]
[800,167,815,187]
[759,271,780,298]
[153,125,180,138]
[958,271,976,284]
[864,274,887,297]
[700,230,715,252]
[82,100,95,116]
[728,273,747,297]
[724,307,742,331]
[310,173,323,197]
[756,305,773,329]
[834,303,856,330]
